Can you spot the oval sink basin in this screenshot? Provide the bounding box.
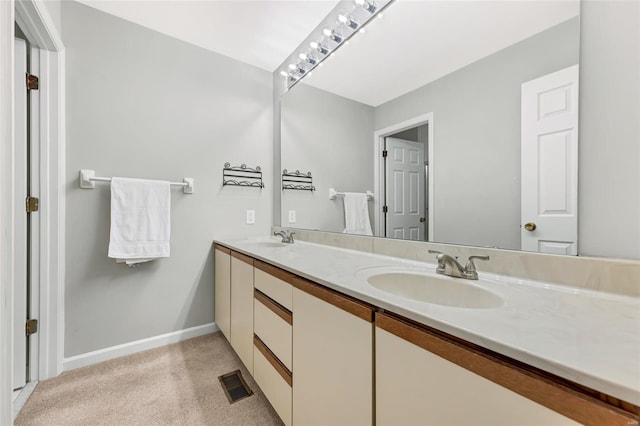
[249,241,287,248]
[366,272,503,309]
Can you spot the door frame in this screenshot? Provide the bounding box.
[1,0,65,422]
[373,113,434,239]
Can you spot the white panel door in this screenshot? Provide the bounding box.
[521,65,579,255]
[386,138,425,241]
[13,38,28,391]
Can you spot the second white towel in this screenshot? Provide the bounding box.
[343,192,373,236]
[108,177,171,265]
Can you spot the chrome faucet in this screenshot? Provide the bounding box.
[274,229,295,243]
[428,250,489,280]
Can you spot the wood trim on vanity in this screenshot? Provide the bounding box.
[254,289,293,325]
[254,334,293,387]
[292,276,374,323]
[213,244,231,255]
[376,312,639,426]
[230,250,254,266]
[254,259,297,284]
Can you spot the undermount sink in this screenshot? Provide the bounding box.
[365,271,503,309]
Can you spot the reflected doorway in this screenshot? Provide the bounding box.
[373,113,434,241]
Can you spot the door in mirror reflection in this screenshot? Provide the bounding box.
[521,65,579,255]
[385,137,425,241]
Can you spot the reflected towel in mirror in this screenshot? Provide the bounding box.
[342,192,373,236]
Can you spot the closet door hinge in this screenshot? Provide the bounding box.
[382,150,388,158]
[382,205,388,214]
[26,196,39,213]
[26,319,38,336]
[26,73,39,90]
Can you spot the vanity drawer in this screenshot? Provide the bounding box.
[254,261,293,310]
[254,335,292,426]
[254,290,293,371]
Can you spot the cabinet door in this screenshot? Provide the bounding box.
[292,283,373,426]
[376,314,579,426]
[230,252,254,374]
[214,246,231,341]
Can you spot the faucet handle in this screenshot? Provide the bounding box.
[288,231,295,242]
[464,255,489,279]
[428,249,442,255]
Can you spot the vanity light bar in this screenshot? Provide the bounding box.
[278,0,394,87]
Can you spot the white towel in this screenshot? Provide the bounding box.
[343,192,373,236]
[108,177,171,265]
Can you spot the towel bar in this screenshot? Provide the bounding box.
[79,169,194,194]
[329,188,373,200]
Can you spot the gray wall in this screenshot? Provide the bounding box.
[579,1,640,259]
[63,2,273,357]
[281,83,374,233]
[374,18,579,250]
[44,1,61,37]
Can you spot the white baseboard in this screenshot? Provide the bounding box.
[63,322,218,372]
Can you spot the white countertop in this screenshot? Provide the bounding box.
[215,237,640,405]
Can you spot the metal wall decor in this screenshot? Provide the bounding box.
[223,163,264,188]
[282,169,315,191]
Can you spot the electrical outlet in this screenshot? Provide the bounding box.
[288,210,296,224]
[246,209,255,224]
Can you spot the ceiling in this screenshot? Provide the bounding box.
[76,0,341,71]
[76,0,579,104]
[301,0,580,106]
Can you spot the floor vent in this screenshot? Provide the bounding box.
[218,370,253,404]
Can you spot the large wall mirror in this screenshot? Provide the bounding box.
[279,0,640,260]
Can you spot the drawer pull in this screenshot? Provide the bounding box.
[254,334,292,386]
[255,289,293,324]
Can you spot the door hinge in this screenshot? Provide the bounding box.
[382,150,388,158]
[26,319,38,336]
[26,196,39,213]
[382,205,388,214]
[26,73,39,90]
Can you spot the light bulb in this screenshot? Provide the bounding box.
[288,64,296,70]
[309,41,319,49]
[299,53,307,61]
[338,14,358,29]
[323,28,343,43]
[357,0,376,13]
[279,70,288,77]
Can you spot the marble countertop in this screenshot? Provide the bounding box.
[214,237,640,405]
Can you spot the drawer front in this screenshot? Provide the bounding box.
[254,342,292,426]
[255,268,292,310]
[254,296,292,371]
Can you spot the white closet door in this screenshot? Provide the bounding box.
[521,65,579,255]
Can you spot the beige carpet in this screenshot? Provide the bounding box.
[16,333,283,426]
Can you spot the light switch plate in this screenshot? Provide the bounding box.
[288,210,296,224]
[246,210,255,224]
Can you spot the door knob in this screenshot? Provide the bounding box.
[524,222,537,232]
[419,217,426,223]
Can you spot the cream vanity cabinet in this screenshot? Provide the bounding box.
[375,313,636,426]
[215,245,637,426]
[213,244,254,374]
[292,276,374,426]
